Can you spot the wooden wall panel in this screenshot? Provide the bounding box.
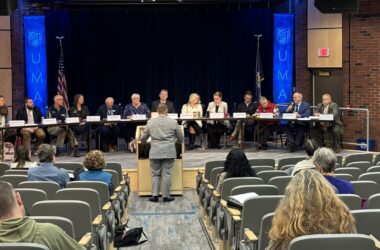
[0,16,10,30]
[0,69,12,116]
[0,31,11,68]
[308,29,342,68]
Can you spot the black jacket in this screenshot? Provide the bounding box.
[96,104,121,120]
[151,100,176,113]
[68,105,90,120]
[16,106,43,124]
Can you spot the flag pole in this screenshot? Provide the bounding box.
[56,36,69,109]
[254,34,264,101]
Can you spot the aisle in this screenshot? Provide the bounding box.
[124,190,212,250]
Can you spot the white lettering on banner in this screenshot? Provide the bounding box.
[32,72,42,83]
[31,53,41,64]
[34,91,42,103]
[278,89,287,99]
[278,70,288,80]
[278,50,287,61]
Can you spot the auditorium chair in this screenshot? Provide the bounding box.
[337,194,362,210]
[268,176,292,194]
[367,166,380,173]
[197,160,225,204]
[229,195,283,250]
[0,162,10,176]
[30,216,75,238]
[367,194,380,209]
[106,162,131,197]
[351,181,379,201]
[240,212,274,250]
[279,164,294,171]
[0,243,49,250]
[288,234,376,250]
[335,167,362,180]
[248,159,275,168]
[55,162,84,172]
[346,161,372,172]
[4,169,28,175]
[256,170,288,184]
[18,181,60,200]
[201,166,224,221]
[0,174,27,187]
[373,154,380,166]
[352,209,380,240]
[14,188,47,215]
[55,188,108,248]
[359,172,380,186]
[104,169,127,214]
[277,157,306,169]
[334,173,355,182]
[251,166,274,175]
[31,200,100,250]
[231,185,279,196]
[336,155,343,165]
[343,153,374,167]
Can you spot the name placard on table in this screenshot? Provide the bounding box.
[258,113,274,119]
[86,116,101,122]
[65,117,80,124]
[131,114,146,120]
[9,120,25,127]
[107,115,121,121]
[319,114,334,121]
[282,113,297,119]
[180,113,193,119]
[233,112,247,118]
[168,113,178,119]
[209,112,224,119]
[42,118,57,125]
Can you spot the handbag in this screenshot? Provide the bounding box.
[114,223,148,248]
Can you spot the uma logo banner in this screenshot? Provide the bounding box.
[28,31,42,47]
[276,28,290,45]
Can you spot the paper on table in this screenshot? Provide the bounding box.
[228,192,258,207]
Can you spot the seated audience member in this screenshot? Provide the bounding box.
[79,150,114,194]
[284,92,311,152]
[181,93,203,150]
[207,91,229,149]
[310,94,343,153]
[27,144,69,188]
[266,169,356,250]
[0,95,16,142]
[231,91,258,143]
[123,93,150,151]
[288,139,319,176]
[216,148,256,193]
[151,89,175,113]
[10,146,37,169]
[68,94,90,145]
[96,97,121,152]
[0,181,84,249]
[314,147,354,194]
[47,95,79,157]
[254,96,280,150]
[15,97,46,151]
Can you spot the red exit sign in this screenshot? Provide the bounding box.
[318,48,330,57]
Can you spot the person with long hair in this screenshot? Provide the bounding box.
[181,93,203,150]
[68,94,90,150]
[266,169,356,250]
[11,146,36,169]
[215,148,255,193]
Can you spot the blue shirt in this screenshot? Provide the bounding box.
[325,175,355,194]
[123,103,150,118]
[27,162,70,188]
[79,170,114,194]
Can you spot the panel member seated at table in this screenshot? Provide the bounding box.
[310,94,343,153]
[230,91,258,142]
[254,96,280,150]
[0,95,16,143]
[207,91,229,149]
[284,92,311,152]
[15,97,46,151]
[68,94,90,149]
[123,93,150,152]
[96,97,121,152]
[47,95,79,157]
[151,89,175,113]
[181,93,203,150]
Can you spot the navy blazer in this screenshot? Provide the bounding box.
[151,100,176,113]
[96,104,121,120]
[16,106,42,124]
[288,101,311,118]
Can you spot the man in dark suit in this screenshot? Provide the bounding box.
[284,92,311,152]
[96,97,121,152]
[16,97,46,150]
[310,94,343,152]
[151,89,175,113]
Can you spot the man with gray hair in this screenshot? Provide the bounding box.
[141,103,183,202]
[27,144,70,188]
[314,147,354,194]
[0,181,84,249]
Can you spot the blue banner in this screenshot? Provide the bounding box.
[273,14,293,106]
[24,16,48,115]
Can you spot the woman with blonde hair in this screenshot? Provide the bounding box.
[266,169,356,250]
[181,93,203,150]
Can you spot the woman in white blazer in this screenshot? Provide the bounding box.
[181,93,203,150]
[207,91,228,149]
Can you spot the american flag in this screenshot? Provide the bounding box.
[255,34,264,102]
[57,37,69,109]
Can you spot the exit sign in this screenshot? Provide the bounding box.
[318,48,330,57]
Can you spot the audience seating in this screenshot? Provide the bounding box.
[202,167,224,220]
[0,175,28,187]
[231,185,279,196]
[268,176,292,194]
[256,170,288,183]
[337,194,362,210]
[280,164,294,171]
[0,162,10,176]
[367,166,380,173]
[352,209,380,240]
[288,234,376,250]
[277,157,306,169]
[106,162,131,197]
[334,173,355,182]
[346,161,372,172]
[29,216,75,238]
[248,159,275,168]
[343,153,373,167]
[18,181,60,200]
[4,169,28,175]
[251,166,274,174]
[335,167,362,180]
[359,172,380,186]
[372,154,380,166]
[336,155,343,165]
[197,160,225,204]
[367,194,380,209]
[351,181,379,201]
[103,169,127,213]
[0,243,50,250]
[240,212,274,250]
[55,162,84,172]
[14,188,47,215]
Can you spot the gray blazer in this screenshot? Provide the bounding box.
[316,102,342,126]
[141,115,184,159]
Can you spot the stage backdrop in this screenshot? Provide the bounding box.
[44,7,274,113]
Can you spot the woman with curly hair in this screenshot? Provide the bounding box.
[79,150,114,194]
[266,169,356,250]
[215,148,255,193]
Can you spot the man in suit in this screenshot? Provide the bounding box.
[141,103,183,203]
[16,97,46,151]
[310,94,343,152]
[47,95,79,157]
[151,89,175,113]
[284,92,311,152]
[96,97,121,152]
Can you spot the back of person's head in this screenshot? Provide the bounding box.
[304,139,319,157]
[268,169,355,248]
[0,181,24,221]
[13,146,31,168]
[224,148,254,178]
[313,147,337,173]
[83,150,106,170]
[157,103,168,115]
[37,144,55,163]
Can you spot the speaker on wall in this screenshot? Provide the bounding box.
[0,0,18,16]
[314,0,359,13]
